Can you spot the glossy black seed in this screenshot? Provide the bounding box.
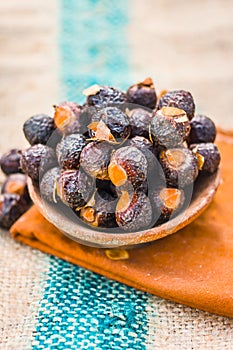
[126,78,157,109]
[128,108,153,138]
[150,187,185,224]
[189,115,216,144]
[20,144,57,183]
[1,173,30,203]
[23,114,55,145]
[86,86,127,108]
[190,143,221,174]
[150,107,190,149]
[0,193,30,229]
[80,191,117,228]
[0,149,22,175]
[58,169,94,209]
[56,134,86,170]
[159,148,199,188]
[40,167,61,203]
[89,107,130,141]
[158,90,195,120]
[108,146,148,191]
[54,102,89,135]
[80,141,114,180]
[115,191,152,231]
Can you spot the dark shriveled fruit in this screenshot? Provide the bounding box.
[23,114,55,145]
[1,173,30,203]
[0,193,30,229]
[58,169,94,209]
[159,148,199,188]
[56,134,86,170]
[108,146,148,191]
[150,187,185,224]
[85,85,127,108]
[20,144,57,183]
[190,143,220,174]
[158,90,195,120]
[80,141,114,180]
[161,107,191,140]
[128,108,152,138]
[40,167,61,203]
[89,107,130,141]
[126,77,157,109]
[116,191,152,231]
[150,107,191,149]
[0,149,22,175]
[80,192,117,228]
[189,115,216,144]
[54,102,89,135]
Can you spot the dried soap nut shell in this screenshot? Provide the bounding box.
[126,77,157,109]
[80,191,117,228]
[23,114,55,145]
[150,107,191,150]
[158,90,195,120]
[0,193,30,229]
[108,146,148,191]
[150,187,185,224]
[0,149,22,175]
[189,115,217,144]
[190,143,221,174]
[56,134,86,170]
[80,141,114,180]
[58,169,94,209]
[1,173,30,203]
[86,86,127,108]
[116,191,152,231]
[160,107,191,141]
[20,144,57,183]
[159,148,199,188]
[54,102,88,135]
[89,107,130,140]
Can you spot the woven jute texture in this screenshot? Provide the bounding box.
[1,229,233,350]
[0,230,51,350]
[1,0,233,349]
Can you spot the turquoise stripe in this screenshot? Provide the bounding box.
[32,0,153,348]
[32,257,149,349]
[60,0,130,102]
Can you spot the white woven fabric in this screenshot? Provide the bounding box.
[0,230,50,350]
[146,297,233,349]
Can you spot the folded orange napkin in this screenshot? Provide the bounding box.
[10,131,233,318]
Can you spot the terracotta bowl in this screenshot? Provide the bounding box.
[28,169,221,248]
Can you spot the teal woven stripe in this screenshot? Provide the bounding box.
[60,0,130,102]
[32,257,149,349]
[32,0,153,348]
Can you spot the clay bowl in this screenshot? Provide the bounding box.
[28,169,221,249]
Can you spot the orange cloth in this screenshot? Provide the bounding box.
[10,132,233,318]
